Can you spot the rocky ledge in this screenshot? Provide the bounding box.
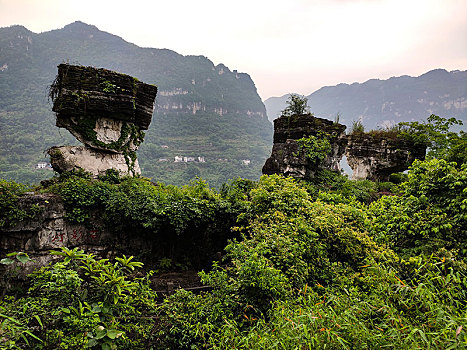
[345,133,427,181]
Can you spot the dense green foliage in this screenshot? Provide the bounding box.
[0,180,40,228]
[399,114,466,167]
[1,248,158,349]
[42,171,248,268]
[369,159,467,257]
[1,156,467,349]
[297,134,332,165]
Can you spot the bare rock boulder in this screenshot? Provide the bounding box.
[262,114,347,179]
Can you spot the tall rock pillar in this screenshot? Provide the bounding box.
[262,114,347,179]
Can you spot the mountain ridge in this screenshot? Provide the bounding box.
[264,69,467,129]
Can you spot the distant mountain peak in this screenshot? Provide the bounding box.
[0,24,32,35]
[63,21,99,32]
[419,68,450,79]
[264,69,467,127]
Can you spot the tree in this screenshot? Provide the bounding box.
[281,93,312,117]
[399,114,466,167]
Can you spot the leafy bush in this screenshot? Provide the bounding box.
[0,180,38,228]
[350,120,365,134]
[369,159,467,256]
[0,248,158,349]
[154,173,466,349]
[205,254,467,349]
[281,93,311,117]
[297,134,331,165]
[42,173,243,268]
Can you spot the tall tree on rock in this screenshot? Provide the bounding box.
[281,93,313,116]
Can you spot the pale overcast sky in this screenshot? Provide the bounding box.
[0,0,466,99]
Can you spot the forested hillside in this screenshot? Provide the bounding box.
[0,21,272,187]
[265,69,467,129]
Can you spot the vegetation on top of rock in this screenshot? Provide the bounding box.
[280,93,312,117]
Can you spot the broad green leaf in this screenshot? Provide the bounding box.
[0,258,15,265]
[106,329,122,339]
[16,253,31,263]
[95,326,106,339]
[87,338,98,347]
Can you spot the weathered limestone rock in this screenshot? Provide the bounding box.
[262,113,427,181]
[0,193,111,278]
[345,134,426,181]
[47,64,157,176]
[262,114,347,179]
[57,116,141,153]
[48,145,141,177]
[51,64,157,130]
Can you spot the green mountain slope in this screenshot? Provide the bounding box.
[0,21,272,186]
[265,69,467,130]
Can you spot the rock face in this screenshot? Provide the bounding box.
[0,193,112,278]
[345,134,426,181]
[48,145,141,175]
[47,64,157,176]
[262,114,347,179]
[263,114,427,181]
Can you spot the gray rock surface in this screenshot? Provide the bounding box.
[48,145,141,177]
[262,114,347,179]
[345,134,426,181]
[0,193,111,279]
[263,113,426,181]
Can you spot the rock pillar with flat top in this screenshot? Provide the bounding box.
[47,64,158,177]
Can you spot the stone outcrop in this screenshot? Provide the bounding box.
[262,114,347,179]
[262,113,427,181]
[48,145,141,175]
[345,134,426,181]
[47,64,157,177]
[0,193,112,278]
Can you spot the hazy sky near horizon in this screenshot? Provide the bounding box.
[1,0,466,99]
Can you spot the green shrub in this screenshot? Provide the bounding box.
[0,248,158,349]
[369,159,467,256]
[0,180,37,228]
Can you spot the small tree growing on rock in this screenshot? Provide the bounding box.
[281,93,312,116]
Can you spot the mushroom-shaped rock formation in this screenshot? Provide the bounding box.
[47,64,157,176]
[262,114,347,179]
